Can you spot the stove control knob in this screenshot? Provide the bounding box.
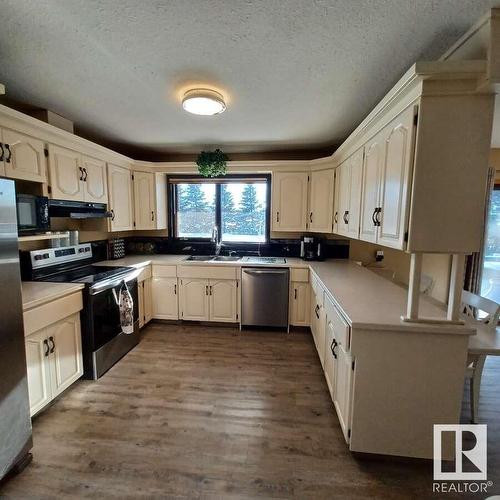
[34,255,42,261]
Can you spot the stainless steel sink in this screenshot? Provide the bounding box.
[212,256,241,262]
[185,255,215,261]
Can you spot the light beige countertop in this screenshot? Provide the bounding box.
[95,255,308,269]
[21,282,85,311]
[309,260,475,335]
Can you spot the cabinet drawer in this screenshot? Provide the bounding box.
[324,294,350,350]
[137,265,152,281]
[178,265,238,280]
[291,268,309,282]
[152,265,177,278]
[24,291,83,336]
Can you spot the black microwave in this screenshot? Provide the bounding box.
[16,194,50,234]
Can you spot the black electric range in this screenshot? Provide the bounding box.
[21,243,141,379]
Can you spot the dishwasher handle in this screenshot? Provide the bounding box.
[243,269,289,275]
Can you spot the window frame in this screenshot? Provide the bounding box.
[167,174,271,244]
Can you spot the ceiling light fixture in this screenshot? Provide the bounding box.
[182,88,226,116]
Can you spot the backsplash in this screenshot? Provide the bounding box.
[123,236,349,259]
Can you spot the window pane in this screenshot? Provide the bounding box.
[481,187,500,303]
[221,183,267,243]
[176,183,215,238]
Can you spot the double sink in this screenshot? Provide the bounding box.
[185,255,241,262]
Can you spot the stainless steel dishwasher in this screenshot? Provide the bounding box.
[241,267,289,328]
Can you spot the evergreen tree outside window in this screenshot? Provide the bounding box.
[171,176,269,243]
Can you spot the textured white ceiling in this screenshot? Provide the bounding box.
[0,0,497,156]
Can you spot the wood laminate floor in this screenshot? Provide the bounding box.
[1,323,500,499]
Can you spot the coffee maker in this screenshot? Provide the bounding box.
[300,236,324,261]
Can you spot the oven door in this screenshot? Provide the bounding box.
[85,272,140,379]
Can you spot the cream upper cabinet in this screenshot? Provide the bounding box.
[209,279,238,322]
[152,277,178,320]
[309,169,335,233]
[335,150,362,239]
[133,171,167,231]
[272,172,309,231]
[359,134,382,243]
[81,155,108,203]
[290,281,310,326]
[2,129,47,183]
[377,107,414,249]
[48,144,83,201]
[108,163,134,231]
[358,106,415,250]
[179,278,209,321]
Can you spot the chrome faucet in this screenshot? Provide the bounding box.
[212,225,222,255]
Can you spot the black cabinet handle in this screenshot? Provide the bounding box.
[110,209,115,221]
[151,211,154,222]
[4,144,11,163]
[334,211,338,224]
[343,211,349,224]
[276,211,280,223]
[376,207,382,226]
[0,143,4,162]
[49,336,55,354]
[174,283,177,295]
[315,304,320,319]
[294,288,297,300]
[372,208,378,226]
[330,338,337,359]
[43,339,49,357]
[79,166,83,181]
[309,212,313,223]
[83,168,88,181]
[206,285,209,296]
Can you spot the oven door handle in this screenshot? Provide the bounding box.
[89,269,141,295]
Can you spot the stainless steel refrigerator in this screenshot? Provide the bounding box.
[0,178,32,480]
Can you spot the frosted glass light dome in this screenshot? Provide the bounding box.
[182,89,226,116]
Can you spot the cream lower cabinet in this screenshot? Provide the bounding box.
[108,163,134,231]
[309,169,335,233]
[152,277,178,320]
[1,128,47,183]
[138,277,153,327]
[179,278,210,321]
[290,281,310,326]
[272,171,309,231]
[310,278,326,368]
[209,279,239,322]
[25,312,83,417]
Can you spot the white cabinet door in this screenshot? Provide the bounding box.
[143,277,153,324]
[81,155,108,203]
[332,168,340,233]
[48,144,84,201]
[359,136,382,243]
[377,107,414,250]
[25,330,52,416]
[272,172,309,231]
[47,313,83,398]
[209,279,238,322]
[138,280,145,328]
[323,309,336,399]
[3,129,47,183]
[333,342,353,443]
[152,277,178,320]
[346,149,363,239]
[335,160,351,237]
[133,171,155,230]
[108,163,134,231]
[290,281,310,326]
[309,169,334,233]
[179,278,209,321]
[310,288,325,367]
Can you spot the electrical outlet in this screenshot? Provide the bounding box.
[375,250,384,262]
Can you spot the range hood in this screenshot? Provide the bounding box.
[49,199,112,219]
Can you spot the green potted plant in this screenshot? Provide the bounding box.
[196,149,228,177]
